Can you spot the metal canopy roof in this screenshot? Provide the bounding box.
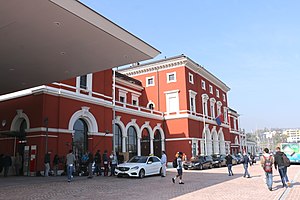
[0,0,160,95]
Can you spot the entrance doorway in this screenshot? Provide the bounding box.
[73,119,88,160]
[153,130,162,157]
[141,128,150,156]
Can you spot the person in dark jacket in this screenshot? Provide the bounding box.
[242,152,251,178]
[274,147,290,187]
[102,150,109,176]
[0,154,4,174]
[225,153,234,176]
[3,154,12,177]
[87,152,94,178]
[53,154,59,176]
[94,150,101,176]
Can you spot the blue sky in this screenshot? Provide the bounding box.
[81,0,300,132]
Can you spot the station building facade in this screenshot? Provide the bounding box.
[0,55,242,173]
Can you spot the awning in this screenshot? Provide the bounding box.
[0,0,160,95]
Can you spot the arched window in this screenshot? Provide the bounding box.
[127,126,137,159]
[141,128,150,156]
[73,119,88,159]
[154,130,162,157]
[114,124,122,154]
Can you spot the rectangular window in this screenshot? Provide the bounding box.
[191,97,194,112]
[119,89,127,103]
[167,72,176,83]
[132,100,137,106]
[146,76,154,87]
[189,73,194,84]
[209,85,213,94]
[120,96,125,103]
[165,90,179,113]
[223,94,226,102]
[216,89,219,98]
[201,80,206,90]
[80,75,87,89]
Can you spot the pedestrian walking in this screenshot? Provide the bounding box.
[66,150,76,182]
[161,151,167,177]
[53,154,59,176]
[225,153,234,176]
[103,150,109,176]
[242,152,251,178]
[87,151,93,178]
[14,152,22,176]
[260,148,274,191]
[274,146,291,188]
[3,154,12,177]
[94,150,101,176]
[44,152,51,177]
[172,152,184,184]
[109,151,118,176]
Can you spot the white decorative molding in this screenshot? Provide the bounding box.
[10,110,30,131]
[68,107,98,133]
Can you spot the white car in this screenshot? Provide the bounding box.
[115,156,162,178]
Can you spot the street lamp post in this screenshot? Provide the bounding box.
[44,117,49,154]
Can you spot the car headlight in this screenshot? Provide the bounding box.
[131,166,139,170]
[195,163,200,165]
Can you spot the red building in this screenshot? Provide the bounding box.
[228,108,246,154]
[0,55,242,174]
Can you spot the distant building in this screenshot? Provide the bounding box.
[284,129,300,143]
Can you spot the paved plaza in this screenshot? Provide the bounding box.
[0,163,299,200]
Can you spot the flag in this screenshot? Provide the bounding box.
[215,113,223,126]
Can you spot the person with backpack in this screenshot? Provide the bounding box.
[260,148,274,191]
[242,152,251,178]
[172,152,184,184]
[225,153,234,176]
[274,146,291,187]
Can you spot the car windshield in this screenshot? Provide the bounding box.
[211,155,220,160]
[190,156,200,161]
[128,156,148,163]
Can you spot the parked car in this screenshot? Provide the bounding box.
[183,155,213,170]
[115,156,162,178]
[230,155,238,165]
[212,154,227,168]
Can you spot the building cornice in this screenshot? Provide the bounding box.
[119,55,230,92]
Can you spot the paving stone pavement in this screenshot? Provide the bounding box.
[0,163,299,200]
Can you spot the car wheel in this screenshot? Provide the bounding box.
[199,165,203,170]
[159,167,162,176]
[139,169,145,179]
[184,167,188,170]
[218,163,222,168]
[209,164,213,169]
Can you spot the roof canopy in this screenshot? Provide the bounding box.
[0,0,160,95]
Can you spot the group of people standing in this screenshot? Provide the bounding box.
[0,153,22,177]
[65,149,118,182]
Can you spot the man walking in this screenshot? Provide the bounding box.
[274,147,291,187]
[87,151,94,178]
[44,152,51,177]
[161,151,167,177]
[66,150,76,182]
[260,148,274,191]
[242,152,251,178]
[172,152,184,184]
[225,153,234,176]
[94,150,101,176]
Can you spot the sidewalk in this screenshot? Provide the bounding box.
[0,163,299,200]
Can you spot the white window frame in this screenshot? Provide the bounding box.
[216,89,220,98]
[202,94,209,116]
[189,90,197,112]
[146,76,155,87]
[167,72,176,83]
[132,94,139,106]
[223,94,226,102]
[76,73,93,92]
[189,73,194,84]
[147,101,155,110]
[119,89,127,103]
[217,101,222,116]
[233,118,237,130]
[210,98,216,119]
[223,107,228,123]
[165,90,180,114]
[209,85,213,94]
[201,80,206,90]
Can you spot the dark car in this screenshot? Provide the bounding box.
[183,155,213,170]
[212,154,227,168]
